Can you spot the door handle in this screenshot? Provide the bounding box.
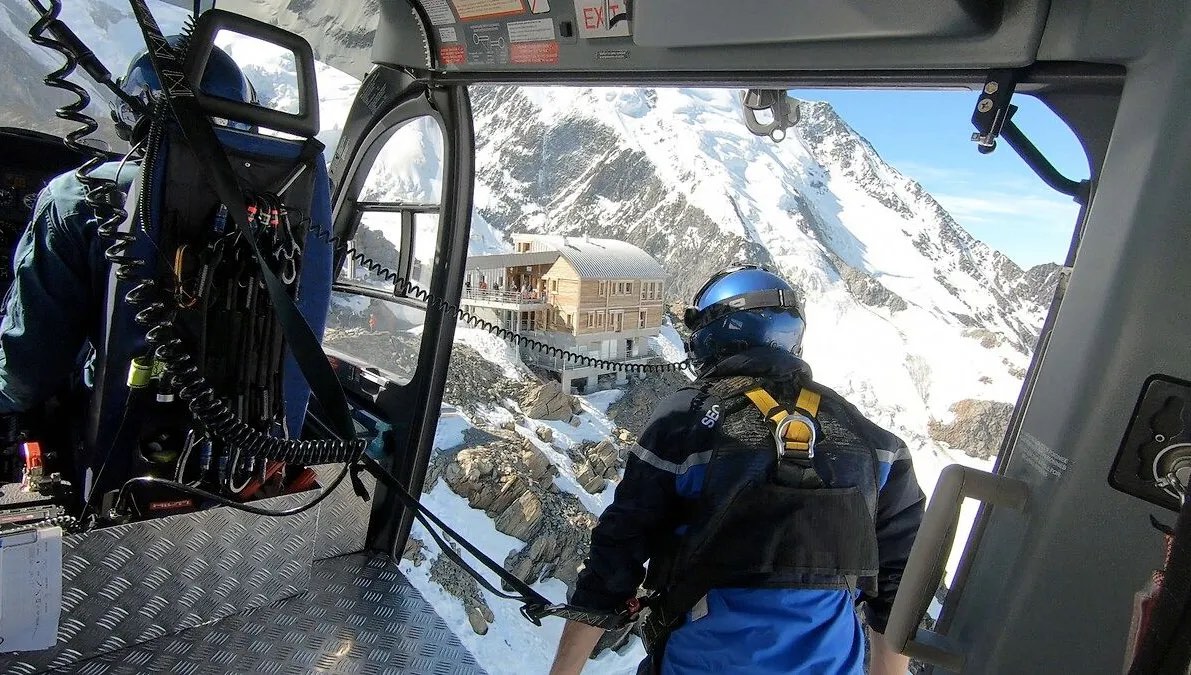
[885,464,1030,671]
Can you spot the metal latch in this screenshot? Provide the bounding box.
[742,89,801,143]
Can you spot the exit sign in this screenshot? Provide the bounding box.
[573,0,631,38]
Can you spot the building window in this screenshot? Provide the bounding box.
[599,281,607,297]
[641,283,648,300]
[551,279,558,292]
[517,242,530,252]
[639,309,647,329]
[626,282,634,296]
[586,312,594,329]
[596,311,605,327]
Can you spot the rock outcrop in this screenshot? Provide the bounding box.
[606,371,690,436]
[434,436,597,588]
[928,399,1015,459]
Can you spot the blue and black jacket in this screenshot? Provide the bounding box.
[571,348,926,674]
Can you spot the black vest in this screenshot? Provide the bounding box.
[644,375,881,627]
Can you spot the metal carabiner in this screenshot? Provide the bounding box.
[279,258,298,285]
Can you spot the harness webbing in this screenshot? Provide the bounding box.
[744,387,821,455]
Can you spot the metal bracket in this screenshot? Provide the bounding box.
[742,89,800,143]
[970,69,1019,154]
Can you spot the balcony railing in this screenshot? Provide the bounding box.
[461,287,550,305]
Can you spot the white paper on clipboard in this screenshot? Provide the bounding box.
[0,526,62,653]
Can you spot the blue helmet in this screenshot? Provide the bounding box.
[685,265,806,371]
[113,36,256,140]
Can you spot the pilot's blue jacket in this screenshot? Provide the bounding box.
[0,163,135,414]
[570,349,926,674]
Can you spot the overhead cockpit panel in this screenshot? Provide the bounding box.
[149,0,1157,79]
[386,0,1046,76]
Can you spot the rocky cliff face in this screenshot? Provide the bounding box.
[929,399,1016,459]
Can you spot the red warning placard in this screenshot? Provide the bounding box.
[439,45,467,65]
[510,41,560,64]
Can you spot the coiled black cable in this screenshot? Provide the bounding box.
[28,0,131,243]
[320,223,693,375]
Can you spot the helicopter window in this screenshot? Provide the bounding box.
[322,117,446,386]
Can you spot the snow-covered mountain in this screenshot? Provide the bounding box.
[468,86,1054,432]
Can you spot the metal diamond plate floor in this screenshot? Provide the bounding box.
[58,553,488,675]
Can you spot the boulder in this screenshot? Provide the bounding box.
[467,606,489,635]
[575,463,606,494]
[618,429,634,444]
[588,440,622,479]
[521,381,575,421]
[571,397,585,415]
[568,415,582,428]
[402,537,425,565]
[519,443,558,483]
[535,425,554,443]
[488,475,528,516]
[495,491,544,541]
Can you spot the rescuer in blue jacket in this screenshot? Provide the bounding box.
[0,43,254,415]
[550,265,925,675]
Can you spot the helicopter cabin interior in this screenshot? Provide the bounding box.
[0,0,1187,673]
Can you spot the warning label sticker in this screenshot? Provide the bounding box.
[440,26,460,42]
[510,41,559,64]
[450,0,525,20]
[422,0,457,25]
[507,18,555,43]
[439,44,467,65]
[464,23,510,65]
[573,0,630,38]
[595,48,629,60]
[1019,432,1071,480]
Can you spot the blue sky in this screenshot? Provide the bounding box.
[793,89,1089,269]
